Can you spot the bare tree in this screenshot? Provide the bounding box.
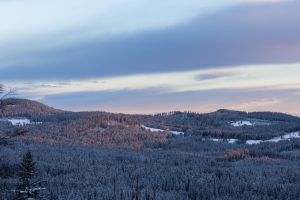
[0,84,23,145]
[0,84,7,144]
[0,84,15,110]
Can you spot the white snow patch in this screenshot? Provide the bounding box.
[227,139,239,144]
[246,140,263,145]
[209,132,300,145]
[0,118,42,126]
[210,138,222,142]
[208,138,238,144]
[266,132,300,143]
[171,130,185,135]
[141,125,164,132]
[7,118,30,126]
[141,125,184,135]
[33,121,42,125]
[246,132,300,145]
[230,119,271,127]
[231,121,253,127]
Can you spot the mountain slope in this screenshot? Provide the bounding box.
[1,99,299,147]
[133,110,300,140]
[0,98,64,117]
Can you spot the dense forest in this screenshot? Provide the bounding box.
[0,99,300,199]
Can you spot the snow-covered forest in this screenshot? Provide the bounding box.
[1,98,300,199]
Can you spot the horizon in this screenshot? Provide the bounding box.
[6,97,300,118]
[1,0,300,115]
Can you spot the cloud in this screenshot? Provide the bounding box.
[0,0,249,60]
[250,0,293,4]
[1,0,299,80]
[1,0,299,115]
[3,0,282,45]
[4,63,300,100]
[227,99,282,111]
[40,86,300,115]
[196,71,237,81]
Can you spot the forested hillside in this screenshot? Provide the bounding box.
[0,99,300,199]
[0,98,63,117]
[134,110,300,140]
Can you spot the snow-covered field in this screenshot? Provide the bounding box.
[141,125,184,135]
[227,139,239,144]
[231,121,253,127]
[230,120,270,127]
[268,132,300,142]
[246,132,300,145]
[142,124,299,143]
[208,138,238,144]
[209,132,300,145]
[245,140,263,145]
[0,118,42,126]
[171,130,185,135]
[141,125,164,132]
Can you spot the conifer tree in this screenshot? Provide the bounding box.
[14,151,45,200]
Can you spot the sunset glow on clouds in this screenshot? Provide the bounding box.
[5,63,300,114]
[1,0,300,114]
[6,63,300,96]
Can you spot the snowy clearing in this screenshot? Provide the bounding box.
[230,120,270,127]
[246,140,263,145]
[141,125,184,135]
[170,130,185,135]
[141,125,164,132]
[208,138,238,144]
[231,121,253,127]
[267,132,300,142]
[0,118,42,126]
[210,132,300,145]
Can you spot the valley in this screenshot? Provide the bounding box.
[1,99,300,200]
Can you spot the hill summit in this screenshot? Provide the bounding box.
[0,98,64,117]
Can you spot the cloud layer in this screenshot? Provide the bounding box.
[1,0,299,114]
[5,63,300,96]
[1,0,299,81]
[4,63,300,114]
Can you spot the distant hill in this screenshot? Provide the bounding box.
[133,110,300,140]
[210,109,300,122]
[1,99,299,146]
[135,110,300,126]
[0,98,64,117]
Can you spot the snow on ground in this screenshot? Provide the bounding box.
[246,132,300,145]
[227,139,239,144]
[142,124,300,142]
[210,138,222,142]
[230,119,270,127]
[208,138,238,143]
[267,132,300,142]
[231,121,253,127]
[6,118,30,126]
[171,131,185,135]
[141,125,184,135]
[141,125,164,132]
[0,118,42,126]
[211,132,300,145]
[246,140,263,145]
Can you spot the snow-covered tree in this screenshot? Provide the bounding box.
[14,151,46,200]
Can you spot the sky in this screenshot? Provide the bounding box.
[1,0,300,115]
